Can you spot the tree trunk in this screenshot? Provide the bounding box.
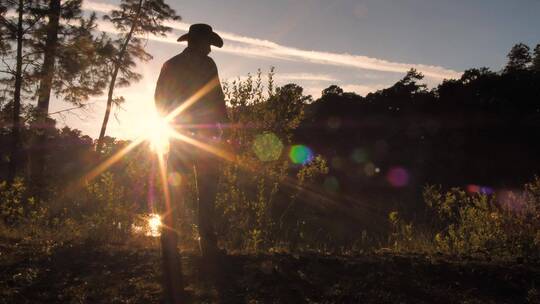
[7,0,25,183]
[96,0,143,152]
[96,64,120,152]
[31,0,61,194]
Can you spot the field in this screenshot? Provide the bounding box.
[2,237,539,304]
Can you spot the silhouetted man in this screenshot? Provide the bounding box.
[155,23,227,302]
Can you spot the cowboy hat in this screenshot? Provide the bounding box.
[177,23,224,48]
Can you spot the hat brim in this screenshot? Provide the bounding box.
[177,32,224,48]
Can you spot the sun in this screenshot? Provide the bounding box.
[145,113,175,154]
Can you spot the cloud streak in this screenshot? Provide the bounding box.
[276,73,338,82]
[83,0,461,80]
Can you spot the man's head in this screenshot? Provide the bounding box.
[177,24,223,55]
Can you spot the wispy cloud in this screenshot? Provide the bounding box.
[277,73,338,82]
[81,1,117,13]
[83,0,461,80]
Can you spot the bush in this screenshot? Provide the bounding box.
[79,172,137,242]
[215,70,327,252]
[388,176,540,260]
[0,179,47,229]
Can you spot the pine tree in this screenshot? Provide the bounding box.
[30,2,109,193]
[96,0,180,152]
[2,0,112,187]
[0,0,45,182]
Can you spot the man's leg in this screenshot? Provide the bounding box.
[161,225,184,303]
[194,157,220,257]
[161,154,186,303]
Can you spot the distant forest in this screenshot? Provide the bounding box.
[295,43,540,216]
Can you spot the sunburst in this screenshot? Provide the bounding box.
[76,77,378,238]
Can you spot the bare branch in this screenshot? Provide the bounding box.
[22,15,44,34]
[0,15,17,33]
[0,57,15,74]
[49,101,96,116]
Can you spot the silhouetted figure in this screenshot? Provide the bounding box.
[155,24,227,301]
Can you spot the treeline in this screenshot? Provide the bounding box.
[295,42,540,218]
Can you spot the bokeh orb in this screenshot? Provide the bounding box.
[324,176,340,193]
[327,116,341,130]
[168,172,182,187]
[331,156,343,169]
[252,132,284,162]
[289,145,314,165]
[480,186,494,195]
[351,148,368,164]
[467,184,494,195]
[466,184,480,193]
[364,162,376,176]
[387,167,409,187]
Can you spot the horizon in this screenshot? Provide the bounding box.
[47,0,540,140]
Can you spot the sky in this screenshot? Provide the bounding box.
[48,0,540,140]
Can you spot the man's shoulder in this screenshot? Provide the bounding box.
[162,52,216,69]
[163,53,187,68]
[205,55,218,68]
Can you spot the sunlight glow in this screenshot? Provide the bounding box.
[145,114,174,154]
[169,130,236,162]
[83,138,144,183]
[147,213,162,237]
[74,79,219,192]
[73,76,380,233]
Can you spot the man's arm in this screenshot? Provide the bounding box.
[215,83,227,139]
[215,79,228,124]
[208,59,228,124]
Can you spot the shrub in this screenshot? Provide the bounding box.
[79,172,137,242]
[389,176,540,260]
[215,70,327,252]
[0,179,47,229]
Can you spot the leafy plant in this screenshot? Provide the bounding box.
[214,70,327,252]
[389,177,540,260]
[0,179,46,228]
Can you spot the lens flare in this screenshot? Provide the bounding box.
[480,186,494,195]
[467,184,494,195]
[145,114,174,154]
[323,176,340,193]
[331,157,343,169]
[351,148,368,163]
[467,184,481,193]
[364,162,376,176]
[252,132,283,162]
[168,172,182,187]
[147,213,162,237]
[289,145,313,165]
[387,167,409,187]
[327,116,341,129]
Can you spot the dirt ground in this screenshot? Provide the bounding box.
[1,239,539,303]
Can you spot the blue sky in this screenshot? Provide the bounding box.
[49,0,540,139]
